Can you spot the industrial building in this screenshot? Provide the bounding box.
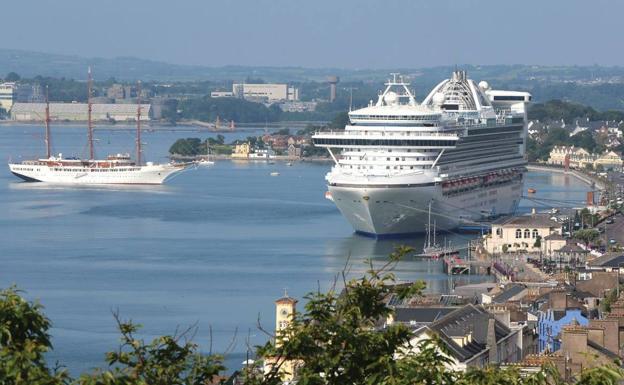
[0,83,49,111]
[10,103,151,122]
[231,83,299,102]
[210,91,234,98]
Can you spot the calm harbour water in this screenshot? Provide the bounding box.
[0,124,591,375]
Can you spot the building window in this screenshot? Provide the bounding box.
[496,228,502,237]
[515,229,522,239]
[532,229,538,239]
[524,229,530,238]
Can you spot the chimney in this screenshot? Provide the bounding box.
[487,317,498,364]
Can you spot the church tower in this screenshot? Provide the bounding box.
[264,293,299,382]
[275,292,297,346]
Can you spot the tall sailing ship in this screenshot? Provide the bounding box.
[8,69,186,185]
[312,71,531,237]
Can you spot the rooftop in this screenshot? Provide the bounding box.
[11,102,150,114]
[491,284,527,304]
[393,307,457,324]
[556,244,589,253]
[588,253,624,268]
[493,213,560,228]
[423,304,514,363]
[544,233,565,241]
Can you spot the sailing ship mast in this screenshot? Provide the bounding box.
[87,67,94,160]
[425,201,432,250]
[44,85,51,159]
[136,81,142,165]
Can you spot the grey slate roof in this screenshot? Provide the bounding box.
[588,253,624,268]
[493,214,560,228]
[492,284,527,304]
[544,233,565,241]
[588,340,621,360]
[422,304,514,363]
[556,244,589,253]
[393,307,457,324]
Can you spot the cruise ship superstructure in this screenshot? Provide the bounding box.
[312,71,531,236]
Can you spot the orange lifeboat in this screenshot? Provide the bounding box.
[528,188,537,194]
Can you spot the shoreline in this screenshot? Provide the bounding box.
[0,120,324,131]
[173,154,332,163]
[526,164,606,190]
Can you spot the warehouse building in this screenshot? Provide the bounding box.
[11,103,151,122]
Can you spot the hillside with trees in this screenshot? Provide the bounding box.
[172,97,283,123]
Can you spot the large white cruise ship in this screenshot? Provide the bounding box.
[312,71,531,237]
[9,71,186,185]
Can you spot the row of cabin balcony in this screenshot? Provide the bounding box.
[341,155,435,163]
[338,164,432,172]
[341,149,439,156]
[349,114,441,121]
[313,138,457,148]
[322,129,458,137]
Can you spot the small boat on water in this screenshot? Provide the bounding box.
[270,171,280,176]
[196,159,214,167]
[527,188,537,194]
[195,142,215,167]
[286,162,293,166]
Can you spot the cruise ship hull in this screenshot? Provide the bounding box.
[8,163,184,185]
[329,179,523,237]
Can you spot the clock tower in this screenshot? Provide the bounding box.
[275,292,297,345]
[264,293,299,382]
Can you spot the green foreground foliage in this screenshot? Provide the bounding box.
[1,247,623,384]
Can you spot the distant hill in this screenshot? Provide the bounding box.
[0,48,385,82]
[2,48,624,110]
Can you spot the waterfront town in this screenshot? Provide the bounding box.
[249,170,624,384]
[5,0,624,382]
[4,69,624,383]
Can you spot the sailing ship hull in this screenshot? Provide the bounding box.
[8,163,184,185]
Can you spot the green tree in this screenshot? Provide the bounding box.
[1,258,624,385]
[161,99,180,124]
[574,229,600,246]
[178,97,281,123]
[329,111,349,130]
[5,72,21,82]
[169,138,203,156]
[77,313,225,385]
[257,246,428,385]
[0,287,69,384]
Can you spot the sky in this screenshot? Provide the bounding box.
[4,0,624,69]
